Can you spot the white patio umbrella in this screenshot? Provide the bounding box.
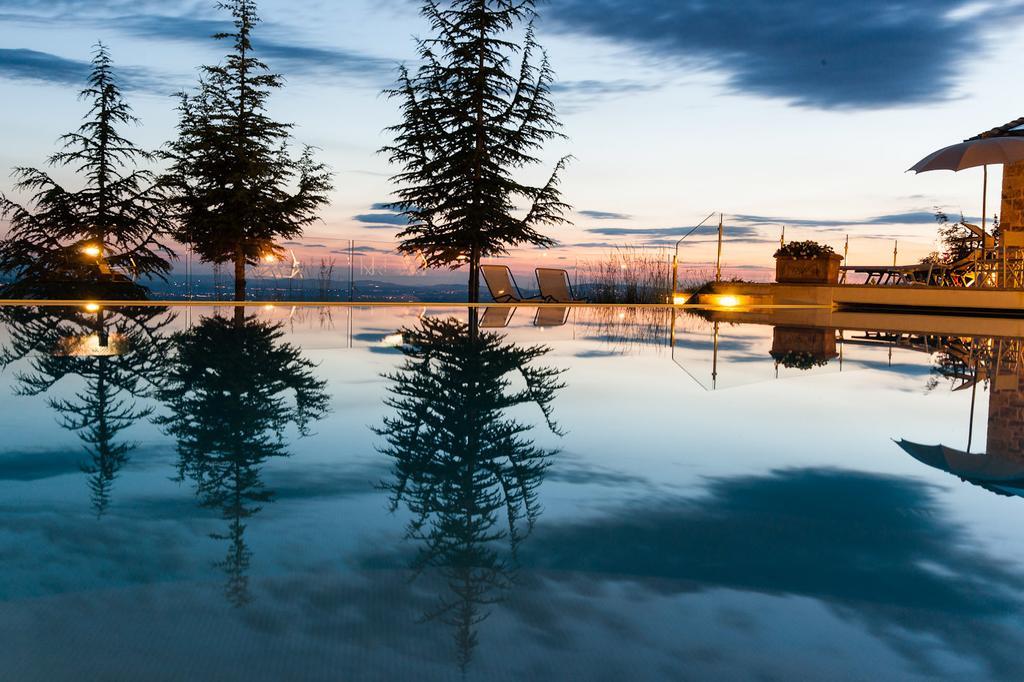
[908,136,1024,238]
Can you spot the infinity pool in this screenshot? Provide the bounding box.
[1,304,1022,681]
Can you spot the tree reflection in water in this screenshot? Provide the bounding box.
[157,311,329,606]
[0,305,174,516]
[377,312,565,670]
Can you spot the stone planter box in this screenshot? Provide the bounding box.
[770,326,838,369]
[775,254,843,285]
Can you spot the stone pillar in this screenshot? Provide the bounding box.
[998,161,1024,286]
[1002,161,1024,231]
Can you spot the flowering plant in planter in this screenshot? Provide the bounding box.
[774,240,837,260]
[774,240,842,284]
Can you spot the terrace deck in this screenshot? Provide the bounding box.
[704,282,1024,316]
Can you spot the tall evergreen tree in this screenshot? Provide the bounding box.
[382,0,572,302]
[0,44,173,296]
[163,0,333,302]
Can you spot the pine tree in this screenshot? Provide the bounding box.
[382,0,572,302]
[0,43,173,297]
[376,314,564,668]
[0,304,175,516]
[157,313,329,605]
[163,0,333,302]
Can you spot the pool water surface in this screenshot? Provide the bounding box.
[0,304,1022,681]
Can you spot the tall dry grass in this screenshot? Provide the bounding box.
[578,246,674,304]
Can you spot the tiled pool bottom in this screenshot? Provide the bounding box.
[1,304,1022,681]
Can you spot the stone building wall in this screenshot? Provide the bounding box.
[987,370,1024,459]
[1001,161,1024,234]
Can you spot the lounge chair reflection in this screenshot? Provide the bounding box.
[534,307,569,327]
[480,306,516,328]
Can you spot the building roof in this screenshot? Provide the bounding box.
[970,117,1024,140]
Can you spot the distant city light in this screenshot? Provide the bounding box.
[84,303,101,313]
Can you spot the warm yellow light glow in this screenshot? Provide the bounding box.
[84,303,101,313]
[81,245,102,258]
[382,333,405,347]
[263,254,278,263]
[672,293,691,305]
[263,304,275,311]
[714,295,741,307]
[618,312,626,320]
[53,333,127,357]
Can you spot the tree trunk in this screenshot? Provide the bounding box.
[234,247,246,302]
[468,243,480,304]
[468,306,479,339]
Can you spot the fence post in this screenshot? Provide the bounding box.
[671,254,678,298]
[715,214,724,283]
[349,239,355,302]
[840,235,849,284]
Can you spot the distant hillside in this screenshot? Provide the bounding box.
[143,277,471,302]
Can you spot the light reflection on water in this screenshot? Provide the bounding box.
[1,304,1023,681]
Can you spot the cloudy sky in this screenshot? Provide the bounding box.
[1,0,1023,267]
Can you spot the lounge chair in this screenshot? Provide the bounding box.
[535,268,586,303]
[841,262,942,286]
[962,223,997,251]
[534,306,569,328]
[481,264,542,303]
[842,249,995,288]
[934,250,998,288]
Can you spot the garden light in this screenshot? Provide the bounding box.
[713,295,740,308]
